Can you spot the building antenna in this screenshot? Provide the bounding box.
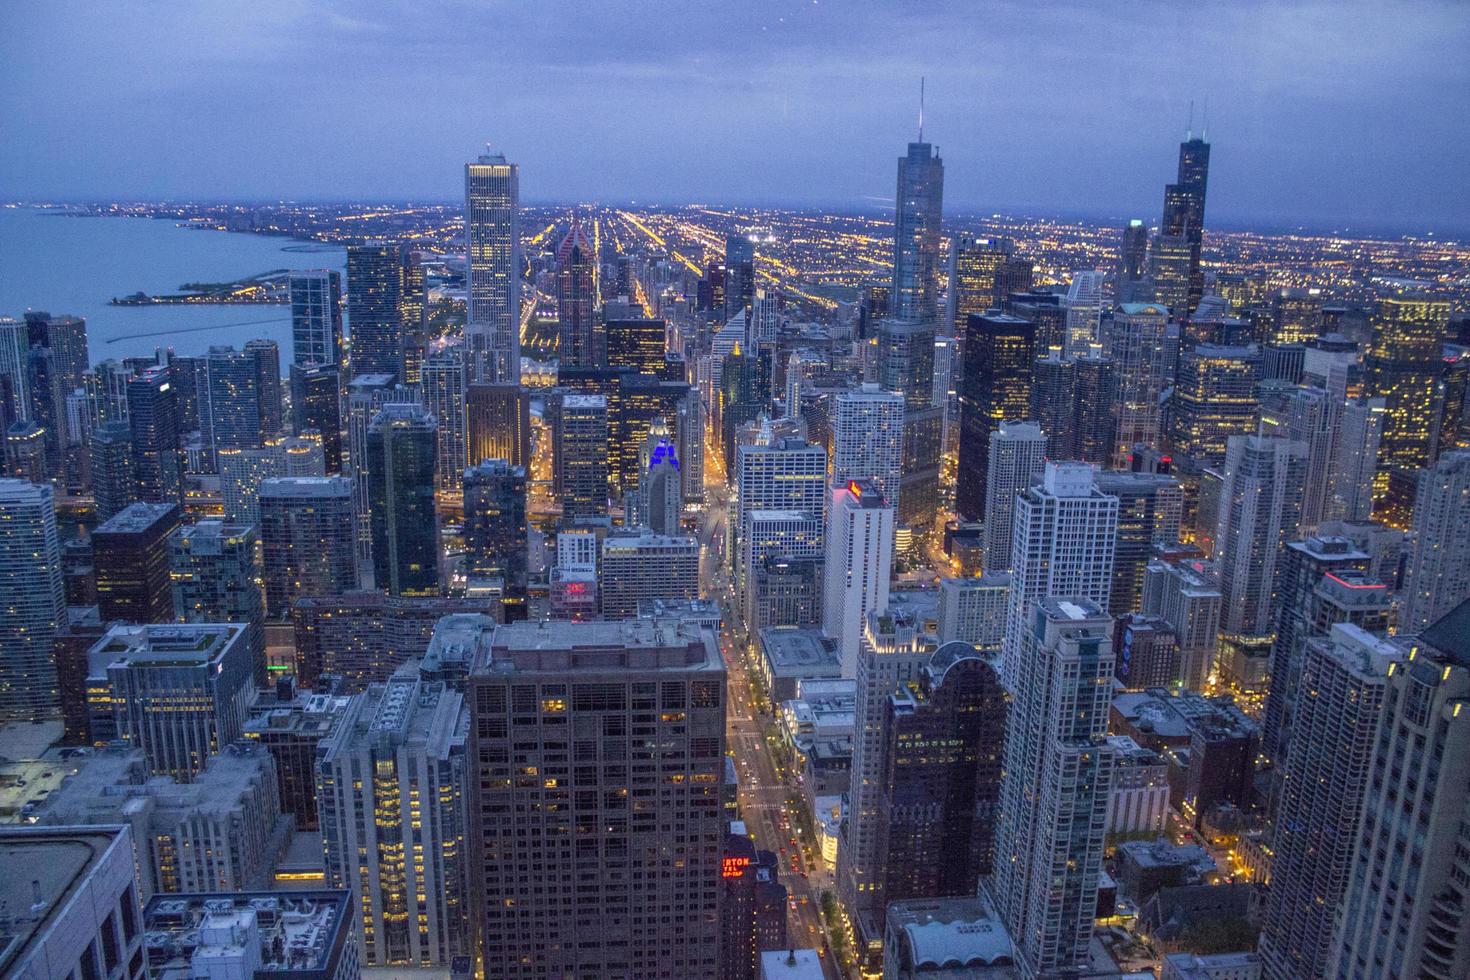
[1202,97,1209,142]
[919,76,925,143]
[1187,100,1195,141]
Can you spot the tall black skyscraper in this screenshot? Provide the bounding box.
[367,403,440,597]
[1161,135,1210,315]
[127,366,183,505]
[347,243,405,381]
[724,234,755,324]
[956,312,1035,523]
[462,458,528,594]
[289,362,343,473]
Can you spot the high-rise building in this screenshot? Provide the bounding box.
[242,685,350,832]
[556,219,601,367]
[956,312,1035,523]
[558,393,609,522]
[1029,354,1076,459]
[98,622,254,781]
[1366,294,1452,525]
[892,140,944,323]
[1326,397,1385,523]
[465,148,520,384]
[0,479,65,722]
[89,419,135,520]
[1160,136,1210,314]
[1269,287,1324,346]
[318,664,469,966]
[1258,624,1400,980]
[397,246,428,384]
[1213,434,1307,636]
[126,366,183,505]
[1400,449,1470,632]
[367,403,440,597]
[289,361,343,472]
[465,618,726,979]
[93,501,181,625]
[1118,218,1150,291]
[1062,269,1105,356]
[945,235,1012,335]
[462,458,528,594]
[347,243,406,381]
[734,436,828,599]
[981,421,1047,574]
[1073,353,1118,466]
[466,382,530,471]
[421,348,468,492]
[1001,462,1120,686]
[1328,602,1470,980]
[24,312,90,391]
[724,233,756,324]
[258,476,358,619]
[0,315,30,423]
[749,554,823,631]
[822,480,895,675]
[988,598,1115,976]
[170,520,267,685]
[606,318,668,376]
[289,269,344,370]
[599,531,701,618]
[1106,302,1173,463]
[203,344,274,452]
[831,383,905,512]
[346,373,409,562]
[719,823,788,980]
[1094,471,1184,615]
[1141,558,1222,690]
[632,419,683,536]
[936,573,1009,650]
[1169,343,1261,470]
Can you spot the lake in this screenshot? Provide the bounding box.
[0,206,346,366]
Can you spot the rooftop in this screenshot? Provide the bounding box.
[93,623,244,670]
[143,890,351,979]
[95,501,178,534]
[1418,597,1470,669]
[759,948,825,980]
[759,628,841,677]
[258,475,352,498]
[885,895,1017,973]
[475,618,720,675]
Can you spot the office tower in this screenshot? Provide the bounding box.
[1094,471,1184,615]
[1262,537,1388,781]
[1112,614,1181,690]
[1160,135,1210,314]
[463,458,528,593]
[822,480,895,675]
[24,312,90,391]
[606,317,668,376]
[877,643,1006,905]
[1029,354,1077,459]
[719,824,788,980]
[465,618,726,979]
[839,605,937,945]
[1169,343,1260,469]
[1258,624,1400,980]
[945,235,1012,334]
[1141,559,1222,690]
[318,664,469,966]
[741,510,824,627]
[955,312,1035,523]
[981,421,1047,574]
[1328,603,1470,980]
[366,404,440,597]
[466,382,530,471]
[1064,269,1105,356]
[289,361,343,472]
[0,826,148,980]
[558,393,609,522]
[633,420,682,536]
[203,343,277,452]
[599,531,701,618]
[291,592,491,690]
[258,476,357,619]
[724,233,756,323]
[1400,449,1470,632]
[1213,434,1307,635]
[936,573,1009,649]
[398,246,428,384]
[556,219,601,367]
[99,622,253,781]
[0,315,29,421]
[242,685,351,831]
[893,140,944,322]
[89,424,135,524]
[1002,462,1120,686]
[988,598,1115,976]
[126,366,183,505]
[718,344,770,472]
[0,479,65,723]
[750,287,781,347]
[1106,302,1172,463]
[93,502,181,624]
[465,148,520,384]
[735,437,828,596]
[749,555,823,631]
[831,383,905,512]
[346,373,406,560]
[347,243,405,381]
[1367,294,1452,524]
[170,520,267,684]
[1117,218,1150,291]
[677,386,706,504]
[415,349,465,494]
[1326,398,1385,522]
[1148,233,1194,314]
[1072,352,1118,466]
[1269,287,1323,345]
[289,269,344,370]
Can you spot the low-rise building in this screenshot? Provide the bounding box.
[758,627,841,703]
[881,895,1020,979]
[141,889,359,980]
[1105,735,1171,838]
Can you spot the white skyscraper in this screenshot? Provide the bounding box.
[982,421,1047,574]
[1213,434,1308,636]
[988,597,1116,976]
[822,480,895,676]
[465,148,521,384]
[831,383,905,513]
[1063,270,1104,357]
[0,479,65,722]
[734,437,827,604]
[423,347,468,493]
[1400,449,1470,633]
[1326,397,1385,522]
[1002,462,1119,687]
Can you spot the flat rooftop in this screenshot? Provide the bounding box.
[95,501,177,534]
[0,827,129,978]
[476,618,719,675]
[93,623,243,669]
[143,890,350,978]
[759,627,841,676]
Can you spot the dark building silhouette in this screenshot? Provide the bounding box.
[93,501,181,624]
[956,312,1035,522]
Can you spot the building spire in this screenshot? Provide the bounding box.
[919,76,925,143]
[1187,99,1194,141]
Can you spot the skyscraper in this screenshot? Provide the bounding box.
[1169,343,1261,470]
[599,531,701,618]
[170,519,267,684]
[1141,558,1222,691]
[204,344,271,452]
[258,476,358,619]
[556,218,601,367]
[1106,302,1172,463]
[1030,354,1077,459]
[831,383,904,513]
[462,458,528,594]
[988,597,1115,976]
[398,246,428,384]
[289,361,343,473]
[93,501,182,625]
[465,618,726,979]
[347,243,405,381]
[1213,434,1307,636]
[1118,218,1149,289]
[466,382,530,471]
[822,479,895,675]
[605,317,668,376]
[1160,134,1210,315]
[1400,449,1470,632]
[367,404,440,597]
[892,140,944,323]
[0,478,65,722]
[1073,352,1118,466]
[465,148,521,384]
[734,437,828,604]
[981,421,1047,574]
[633,420,682,536]
[289,269,344,370]
[422,348,468,492]
[1063,269,1105,356]
[956,312,1035,523]
[945,235,1012,335]
[724,233,756,324]
[89,419,135,520]
[127,366,183,505]
[558,393,609,522]
[1094,471,1184,615]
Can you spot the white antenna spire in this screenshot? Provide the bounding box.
[1202,98,1209,142]
[919,77,925,143]
[1187,100,1195,141]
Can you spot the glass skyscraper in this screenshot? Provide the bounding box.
[465,149,521,384]
[367,403,441,597]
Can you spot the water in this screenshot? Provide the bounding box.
[0,206,345,366]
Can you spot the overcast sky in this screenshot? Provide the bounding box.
[4,1,1467,233]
